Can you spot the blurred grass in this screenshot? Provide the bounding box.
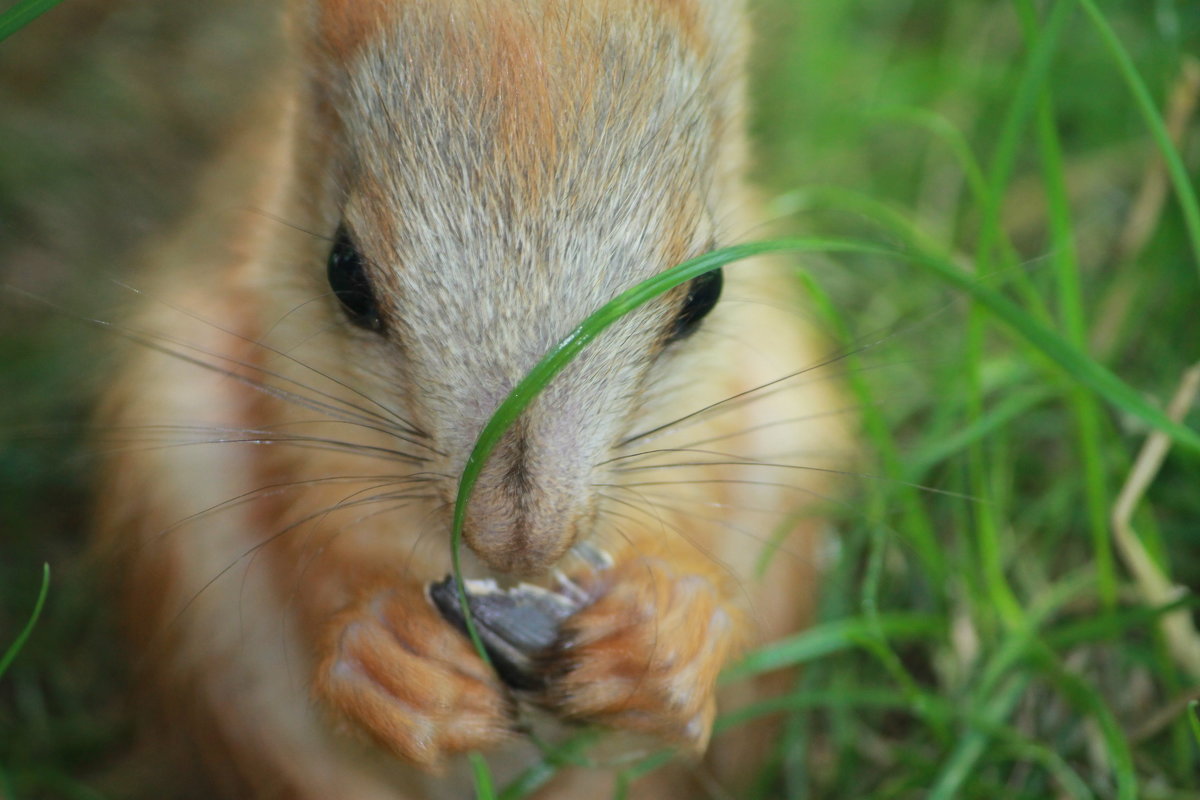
[3,0,1200,798]
[734,0,1200,797]
[0,3,276,798]
[0,1,68,41]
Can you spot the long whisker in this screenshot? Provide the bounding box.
[285,492,445,590]
[601,485,816,517]
[604,405,865,467]
[596,488,818,567]
[401,499,456,574]
[6,287,436,453]
[110,279,423,437]
[127,330,438,452]
[260,292,342,343]
[618,355,911,450]
[613,457,979,502]
[93,419,430,449]
[273,490,438,686]
[91,429,428,466]
[90,419,428,447]
[286,494,448,605]
[621,299,957,449]
[173,486,434,628]
[604,440,845,470]
[143,473,436,550]
[248,207,336,243]
[599,477,838,496]
[595,489,759,622]
[242,487,434,646]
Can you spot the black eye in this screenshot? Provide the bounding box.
[327,224,383,331]
[667,268,722,342]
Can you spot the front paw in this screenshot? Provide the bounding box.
[315,582,515,769]
[537,558,737,754]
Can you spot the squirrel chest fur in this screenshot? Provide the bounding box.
[94,1,846,797]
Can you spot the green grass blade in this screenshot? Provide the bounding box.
[721,613,943,684]
[714,688,924,733]
[613,750,675,799]
[964,303,1024,630]
[1075,0,1200,277]
[1004,741,1097,800]
[496,731,601,800]
[1189,700,1200,748]
[908,385,1051,476]
[866,106,1032,290]
[795,269,944,729]
[718,685,1095,798]
[960,0,1073,635]
[858,521,935,717]
[470,753,496,800]
[0,562,49,680]
[1047,595,1197,649]
[891,247,1200,453]
[973,569,1095,698]
[974,0,1071,311]
[0,0,68,42]
[1019,0,1118,609]
[771,192,1200,452]
[796,269,942,578]
[1034,643,1137,800]
[927,676,1030,800]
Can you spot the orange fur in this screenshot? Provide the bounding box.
[313,0,398,59]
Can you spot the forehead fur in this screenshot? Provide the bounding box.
[329,0,736,332]
[337,0,724,216]
[312,0,712,61]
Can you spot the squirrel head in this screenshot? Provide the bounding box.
[283,0,748,575]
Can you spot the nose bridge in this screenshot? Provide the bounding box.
[461,409,593,575]
[432,309,654,575]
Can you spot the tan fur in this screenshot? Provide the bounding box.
[94,1,849,797]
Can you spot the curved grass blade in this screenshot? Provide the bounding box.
[451,236,1200,660]
[0,0,68,42]
[0,562,50,680]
